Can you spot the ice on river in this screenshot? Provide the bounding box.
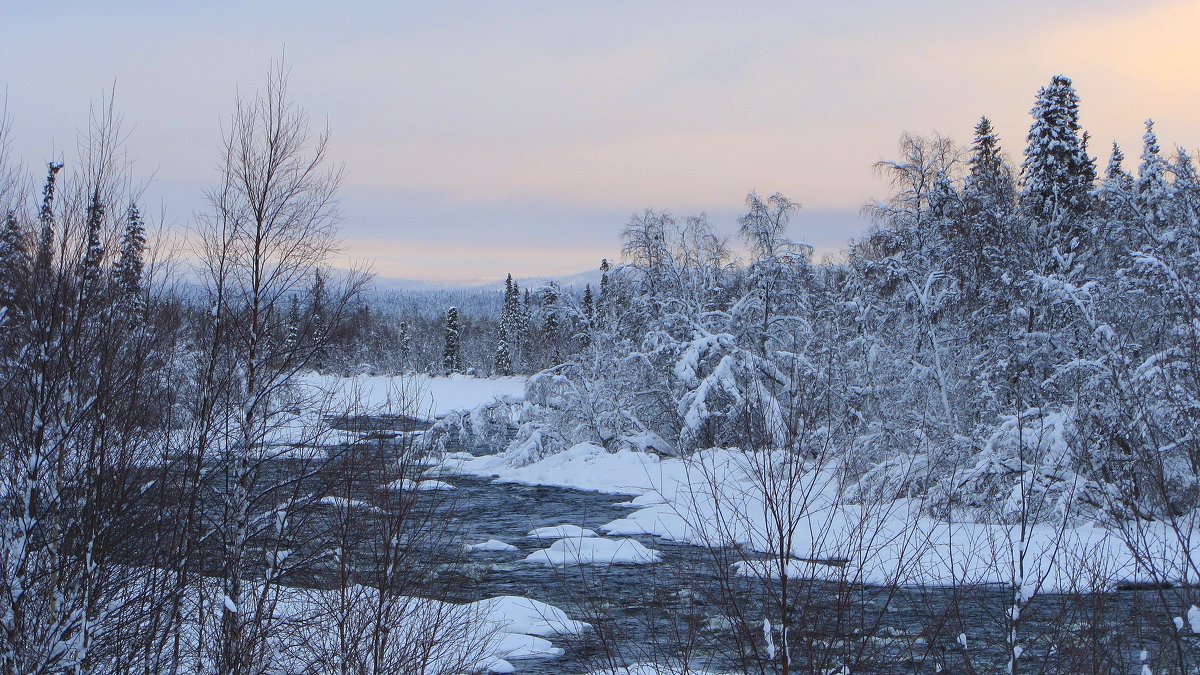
[524,536,662,566]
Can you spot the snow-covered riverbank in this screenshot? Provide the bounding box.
[438,442,1200,594]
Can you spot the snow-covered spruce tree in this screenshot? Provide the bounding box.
[1135,118,1172,234]
[494,274,516,376]
[539,282,563,368]
[0,211,25,317]
[1021,75,1094,230]
[442,306,461,374]
[32,161,62,274]
[952,116,1019,313]
[112,202,146,322]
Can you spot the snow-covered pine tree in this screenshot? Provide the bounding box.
[1135,119,1171,231]
[964,117,1015,217]
[80,189,105,290]
[285,294,301,349]
[442,306,461,373]
[495,274,515,376]
[113,203,147,321]
[954,116,1019,313]
[398,320,412,368]
[33,162,63,273]
[1020,74,1095,271]
[0,210,25,313]
[1104,142,1134,192]
[582,283,594,321]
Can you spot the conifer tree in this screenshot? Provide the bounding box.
[495,274,515,375]
[80,190,105,289]
[284,294,301,349]
[398,320,412,367]
[582,283,594,321]
[0,211,24,312]
[1136,119,1171,230]
[1021,75,1093,223]
[113,203,147,319]
[1104,142,1134,191]
[34,162,63,272]
[521,287,532,336]
[309,269,326,332]
[964,116,1014,215]
[442,306,461,373]
[541,284,561,366]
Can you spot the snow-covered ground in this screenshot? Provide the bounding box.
[271,586,588,673]
[439,442,1200,592]
[258,373,526,450]
[302,372,526,418]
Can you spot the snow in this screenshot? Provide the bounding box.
[317,496,383,513]
[478,595,589,636]
[443,443,661,495]
[524,537,661,566]
[385,478,456,492]
[443,441,1200,591]
[301,372,526,419]
[230,581,588,674]
[465,539,519,553]
[527,524,598,540]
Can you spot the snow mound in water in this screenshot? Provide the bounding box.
[317,496,383,513]
[527,524,597,539]
[385,478,455,492]
[465,539,519,553]
[524,537,661,566]
[479,595,590,636]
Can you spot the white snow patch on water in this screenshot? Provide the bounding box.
[527,524,597,540]
[317,496,383,513]
[465,539,520,553]
[524,537,662,566]
[385,478,455,492]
